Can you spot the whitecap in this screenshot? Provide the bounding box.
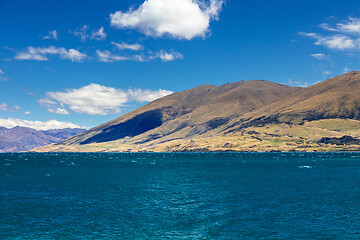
[298,165,312,169]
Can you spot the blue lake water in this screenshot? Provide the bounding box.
[1,152,360,239]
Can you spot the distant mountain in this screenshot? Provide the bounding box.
[34,71,360,152]
[0,127,86,152]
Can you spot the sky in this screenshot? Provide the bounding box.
[1,0,360,130]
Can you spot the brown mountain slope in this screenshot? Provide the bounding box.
[50,80,295,147]
[227,71,360,130]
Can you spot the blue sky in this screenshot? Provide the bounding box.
[1,0,360,129]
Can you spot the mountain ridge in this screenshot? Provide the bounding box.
[34,71,360,152]
[0,127,86,152]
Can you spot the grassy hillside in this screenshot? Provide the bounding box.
[34,119,360,152]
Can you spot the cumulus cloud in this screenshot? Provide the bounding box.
[154,50,183,61]
[0,103,20,112]
[96,50,129,62]
[15,46,87,62]
[111,41,144,51]
[43,30,58,40]
[40,83,173,115]
[91,27,107,40]
[310,53,328,60]
[110,0,224,40]
[0,118,86,130]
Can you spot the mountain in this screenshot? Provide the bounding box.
[34,71,360,152]
[229,70,360,129]
[0,127,86,153]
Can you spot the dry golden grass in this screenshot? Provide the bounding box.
[33,119,360,152]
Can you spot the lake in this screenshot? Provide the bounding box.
[1,152,360,239]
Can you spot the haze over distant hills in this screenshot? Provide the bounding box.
[35,71,360,152]
[0,127,86,152]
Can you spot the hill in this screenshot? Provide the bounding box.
[228,70,360,129]
[34,71,360,152]
[0,127,86,152]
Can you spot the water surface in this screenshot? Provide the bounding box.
[1,152,360,239]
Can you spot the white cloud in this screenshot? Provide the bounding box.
[302,17,360,51]
[97,48,182,62]
[127,88,174,102]
[43,30,58,40]
[71,25,89,42]
[322,71,331,75]
[96,50,129,62]
[133,54,145,62]
[287,79,309,88]
[39,99,70,115]
[320,18,360,35]
[91,27,107,41]
[72,25,107,41]
[15,46,87,62]
[310,53,328,60]
[38,98,57,105]
[0,118,86,130]
[111,41,144,51]
[48,107,70,115]
[40,83,173,115]
[315,35,357,50]
[0,69,4,74]
[0,103,20,112]
[24,111,31,115]
[295,81,308,88]
[154,50,183,61]
[302,33,357,50]
[110,0,224,40]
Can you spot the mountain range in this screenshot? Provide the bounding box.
[0,127,86,152]
[34,71,360,152]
